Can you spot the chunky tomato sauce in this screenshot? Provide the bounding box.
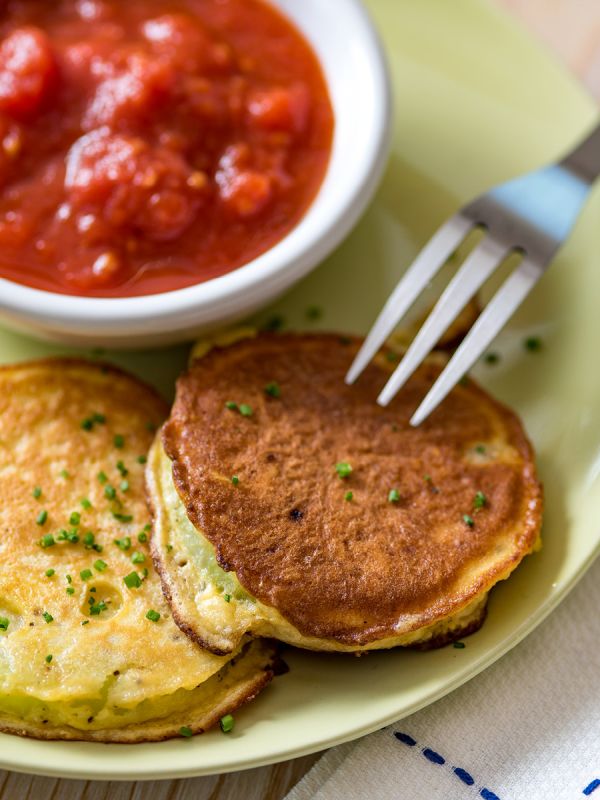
[0,0,333,296]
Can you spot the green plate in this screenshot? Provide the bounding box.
[0,0,599,780]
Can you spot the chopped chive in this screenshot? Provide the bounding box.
[146,609,161,622]
[97,471,108,484]
[474,491,487,510]
[45,654,53,663]
[344,491,353,502]
[223,594,231,603]
[264,382,281,398]
[388,489,401,504]
[83,531,95,547]
[263,314,284,332]
[524,336,542,352]
[136,455,147,464]
[225,401,238,411]
[36,509,48,526]
[39,534,55,548]
[92,412,106,424]
[92,543,103,553]
[66,587,75,596]
[220,714,234,734]
[239,404,253,417]
[484,352,500,365]
[131,551,145,565]
[385,351,399,363]
[231,475,239,486]
[463,514,475,528]
[89,601,107,616]
[81,418,94,431]
[66,575,72,584]
[0,617,9,631]
[42,612,53,624]
[59,469,70,479]
[116,460,128,477]
[104,485,116,500]
[179,726,193,738]
[306,305,322,321]
[113,434,125,449]
[115,537,131,551]
[113,512,133,523]
[94,559,107,572]
[143,523,151,532]
[120,480,129,493]
[475,444,486,454]
[81,620,89,626]
[453,641,466,649]
[141,568,148,579]
[335,462,352,479]
[32,486,42,499]
[124,571,142,589]
[89,587,96,593]
[80,498,92,510]
[69,511,81,526]
[80,569,93,581]
[45,568,55,578]
[138,531,148,543]
[166,544,173,553]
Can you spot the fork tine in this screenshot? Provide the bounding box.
[345,215,473,385]
[377,236,508,406]
[409,256,544,426]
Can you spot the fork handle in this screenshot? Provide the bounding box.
[560,120,600,183]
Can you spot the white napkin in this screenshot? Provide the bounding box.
[285,557,600,800]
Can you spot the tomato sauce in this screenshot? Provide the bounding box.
[0,0,333,296]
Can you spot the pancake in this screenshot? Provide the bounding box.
[151,333,542,654]
[0,358,278,742]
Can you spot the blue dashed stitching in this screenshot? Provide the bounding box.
[393,730,500,799]
[584,780,600,796]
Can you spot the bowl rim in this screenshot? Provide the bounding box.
[0,0,393,330]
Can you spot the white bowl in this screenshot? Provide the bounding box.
[0,0,392,348]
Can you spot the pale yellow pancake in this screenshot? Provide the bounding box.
[0,359,277,742]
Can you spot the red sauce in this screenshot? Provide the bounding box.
[0,0,333,296]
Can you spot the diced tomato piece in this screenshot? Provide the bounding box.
[247,83,310,135]
[65,129,206,241]
[0,27,58,119]
[216,145,272,217]
[83,52,174,129]
[143,14,231,73]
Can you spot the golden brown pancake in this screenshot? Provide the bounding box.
[0,358,278,742]
[154,333,542,654]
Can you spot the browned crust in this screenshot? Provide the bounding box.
[162,333,543,647]
[408,598,488,651]
[0,641,280,743]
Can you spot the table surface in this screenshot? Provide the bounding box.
[2,1,598,798]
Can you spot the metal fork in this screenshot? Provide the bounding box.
[346,121,600,425]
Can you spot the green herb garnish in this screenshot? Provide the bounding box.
[32,486,42,499]
[89,601,107,616]
[231,475,240,486]
[94,559,107,572]
[137,455,147,465]
[42,612,53,624]
[113,512,133,523]
[388,489,401,504]
[59,469,70,479]
[484,352,500,365]
[104,485,116,500]
[45,654,53,663]
[69,511,81,526]
[45,568,55,578]
[224,594,231,603]
[138,531,148,543]
[115,537,131,551]
[80,498,92,510]
[113,434,125,449]
[225,401,238,411]
[80,569,93,581]
[474,491,487,510]
[131,552,145,565]
[120,480,129,493]
[239,404,253,417]
[39,534,55,548]
[146,609,160,622]
[453,641,466,649]
[179,726,193,738]
[220,714,234,734]
[524,336,542,352]
[97,471,108,484]
[335,462,352,479]
[0,617,9,631]
[344,491,353,502]
[463,514,475,528]
[36,509,48,526]
[66,587,75,596]
[264,382,281,398]
[124,572,142,589]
